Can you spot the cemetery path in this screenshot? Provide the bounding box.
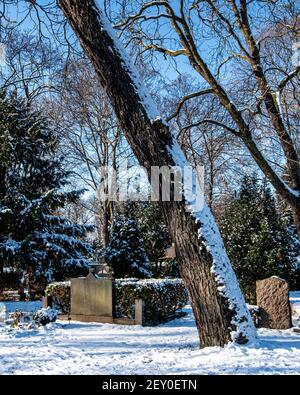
[0,295,300,375]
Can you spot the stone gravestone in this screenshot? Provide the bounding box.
[256,276,292,329]
[70,272,113,323]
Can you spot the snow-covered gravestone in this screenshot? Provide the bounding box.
[256,277,292,329]
[0,303,6,323]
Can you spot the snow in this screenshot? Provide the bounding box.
[33,307,58,325]
[290,291,300,309]
[115,278,183,287]
[0,303,6,322]
[0,303,300,375]
[2,238,20,254]
[290,291,300,326]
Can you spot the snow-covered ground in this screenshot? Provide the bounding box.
[290,291,300,326]
[1,295,300,375]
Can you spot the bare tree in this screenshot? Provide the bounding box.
[109,0,300,238]
[0,28,63,101]
[56,0,256,348]
[45,60,124,247]
[163,74,254,207]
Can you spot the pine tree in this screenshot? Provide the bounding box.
[0,91,93,282]
[219,175,298,302]
[122,202,179,277]
[104,213,151,278]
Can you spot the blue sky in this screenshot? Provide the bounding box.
[0,0,201,84]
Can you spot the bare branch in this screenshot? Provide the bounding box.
[167,89,214,122]
[278,65,300,93]
[178,119,239,139]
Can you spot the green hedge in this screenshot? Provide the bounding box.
[114,279,188,324]
[45,278,188,324]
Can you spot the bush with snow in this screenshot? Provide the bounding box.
[45,281,71,314]
[33,307,57,326]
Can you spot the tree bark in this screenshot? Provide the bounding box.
[57,0,256,348]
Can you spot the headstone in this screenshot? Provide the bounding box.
[71,272,113,322]
[256,276,292,329]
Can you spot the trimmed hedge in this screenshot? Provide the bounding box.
[114,279,187,324]
[45,278,188,324]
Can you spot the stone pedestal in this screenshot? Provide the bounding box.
[256,276,292,329]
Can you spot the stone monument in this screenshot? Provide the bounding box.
[256,276,292,329]
[70,271,113,323]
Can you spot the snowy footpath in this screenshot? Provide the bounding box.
[0,294,300,375]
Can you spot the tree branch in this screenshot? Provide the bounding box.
[167,89,214,122]
[178,118,239,138]
[278,65,300,93]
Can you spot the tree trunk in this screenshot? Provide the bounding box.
[57,0,256,348]
[97,200,114,248]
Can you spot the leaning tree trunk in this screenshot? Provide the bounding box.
[57,0,256,348]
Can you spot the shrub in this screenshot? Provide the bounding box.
[114,278,188,324]
[45,281,71,314]
[33,307,57,326]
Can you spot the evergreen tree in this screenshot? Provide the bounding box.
[122,201,179,277]
[219,175,298,303]
[0,91,93,282]
[104,213,151,278]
